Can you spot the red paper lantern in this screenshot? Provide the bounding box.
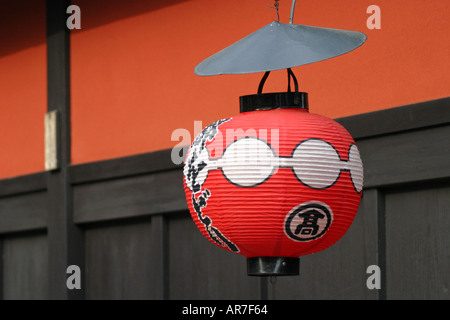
[183,88,363,276]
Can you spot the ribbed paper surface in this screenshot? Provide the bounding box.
[183,108,363,258]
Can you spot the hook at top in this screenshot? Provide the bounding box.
[267,0,280,22]
[289,0,296,24]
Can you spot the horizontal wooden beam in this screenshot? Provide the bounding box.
[336,96,450,139]
[0,172,47,197]
[73,169,187,224]
[69,148,182,185]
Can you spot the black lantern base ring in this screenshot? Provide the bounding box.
[247,257,300,276]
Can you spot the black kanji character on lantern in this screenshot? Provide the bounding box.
[184,118,230,193]
[285,202,333,242]
[184,118,239,253]
[294,209,325,236]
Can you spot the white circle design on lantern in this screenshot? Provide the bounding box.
[188,136,364,193]
[290,139,342,189]
[218,137,276,187]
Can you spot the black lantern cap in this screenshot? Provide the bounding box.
[247,257,300,276]
[240,91,308,113]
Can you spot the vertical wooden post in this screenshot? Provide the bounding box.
[46,0,85,299]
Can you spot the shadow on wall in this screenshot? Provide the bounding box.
[71,0,191,31]
[0,0,191,57]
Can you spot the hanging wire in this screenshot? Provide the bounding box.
[267,0,296,24]
[290,0,297,24]
[267,0,280,22]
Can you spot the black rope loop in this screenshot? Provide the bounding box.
[257,68,299,94]
[287,68,299,93]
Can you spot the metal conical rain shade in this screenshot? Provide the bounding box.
[194,21,367,76]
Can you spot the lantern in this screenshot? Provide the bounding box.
[183,1,366,276]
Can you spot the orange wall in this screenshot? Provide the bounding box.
[70,0,450,165]
[0,0,47,179]
[0,0,449,179]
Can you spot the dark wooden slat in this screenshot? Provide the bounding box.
[2,232,49,299]
[84,219,157,299]
[0,172,46,197]
[73,170,187,224]
[385,186,450,299]
[336,96,450,139]
[358,125,450,189]
[167,215,261,299]
[0,192,47,234]
[150,215,169,299]
[69,147,182,185]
